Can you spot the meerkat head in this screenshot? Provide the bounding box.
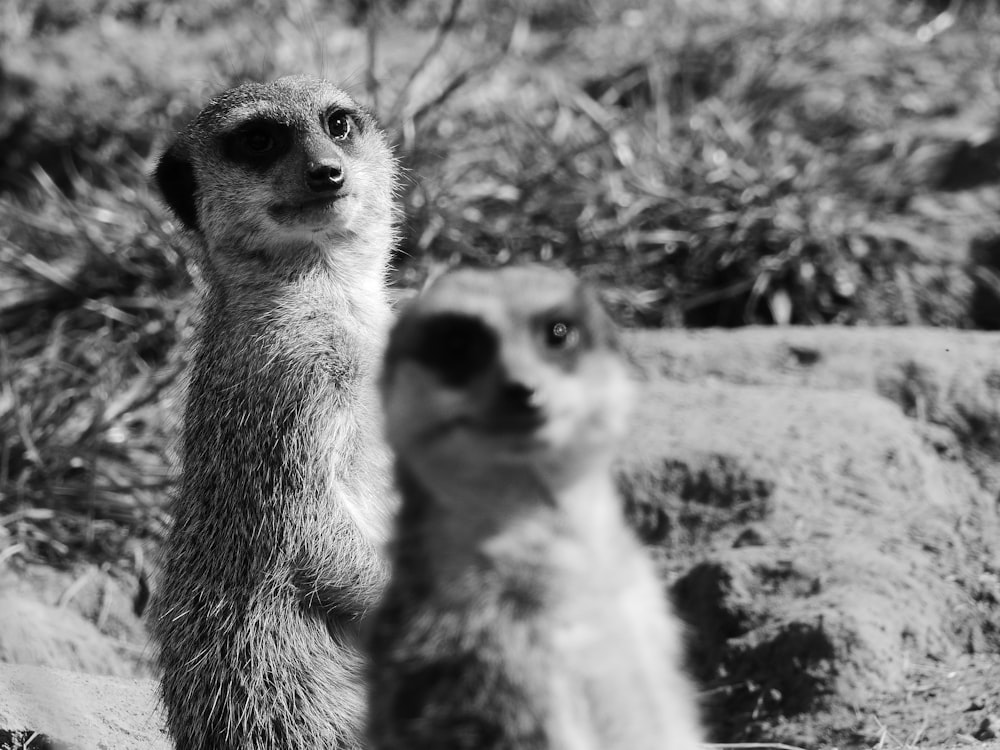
[382,265,635,485]
[154,75,396,283]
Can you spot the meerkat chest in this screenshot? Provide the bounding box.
[488,514,675,672]
[479,528,676,747]
[482,511,648,617]
[542,556,681,745]
[316,390,394,540]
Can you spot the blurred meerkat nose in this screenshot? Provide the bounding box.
[500,380,538,414]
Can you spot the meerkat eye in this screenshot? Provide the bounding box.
[239,128,275,153]
[546,321,580,350]
[327,111,353,141]
[223,122,290,167]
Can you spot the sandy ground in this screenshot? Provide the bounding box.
[0,662,167,749]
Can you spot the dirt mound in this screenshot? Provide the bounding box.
[0,663,166,750]
[0,562,153,678]
[627,326,1000,490]
[619,326,1000,745]
[0,595,131,677]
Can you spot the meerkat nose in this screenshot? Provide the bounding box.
[306,159,345,194]
[500,381,539,414]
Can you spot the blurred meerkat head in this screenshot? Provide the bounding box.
[381,265,634,484]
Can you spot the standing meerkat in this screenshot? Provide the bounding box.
[370,265,704,750]
[150,75,397,750]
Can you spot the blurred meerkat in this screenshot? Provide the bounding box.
[369,265,704,750]
[150,75,397,750]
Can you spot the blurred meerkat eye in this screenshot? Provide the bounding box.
[327,111,353,140]
[546,321,580,350]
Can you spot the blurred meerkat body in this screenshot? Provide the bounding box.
[370,266,704,750]
[150,76,397,750]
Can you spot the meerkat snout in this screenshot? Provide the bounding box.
[498,380,540,418]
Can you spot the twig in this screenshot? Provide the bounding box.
[0,508,56,527]
[0,542,26,567]
[109,364,185,424]
[31,165,112,266]
[58,566,97,607]
[13,252,80,294]
[97,568,113,630]
[364,0,381,112]
[386,0,465,125]
[408,49,509,141]
[974,265,1000,297]
[561,82,617,135]
[894,265,920,325]
[869,714,906,750]
[682,277,755,312]
[908,714,928,747]
[702,744,810,750]
[3,341,44,467]
[81,362,183,445]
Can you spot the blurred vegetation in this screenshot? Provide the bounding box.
[0,0,999,637]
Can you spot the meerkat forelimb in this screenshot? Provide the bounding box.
[150,75,398,750]
[369,265,704,750]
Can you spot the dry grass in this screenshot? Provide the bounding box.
[0,161,185,564]
[391,0,1000,327]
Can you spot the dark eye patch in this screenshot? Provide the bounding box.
[411,313,498,388]
[221,119,292,169]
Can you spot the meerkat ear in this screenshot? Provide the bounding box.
[154,141,200,232]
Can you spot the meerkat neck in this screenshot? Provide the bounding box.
[396,459,625,583]
[205,228,391,304]
[206,246,391,347]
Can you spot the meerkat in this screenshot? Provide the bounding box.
[368,265,705,750]
[149,75,397,750]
